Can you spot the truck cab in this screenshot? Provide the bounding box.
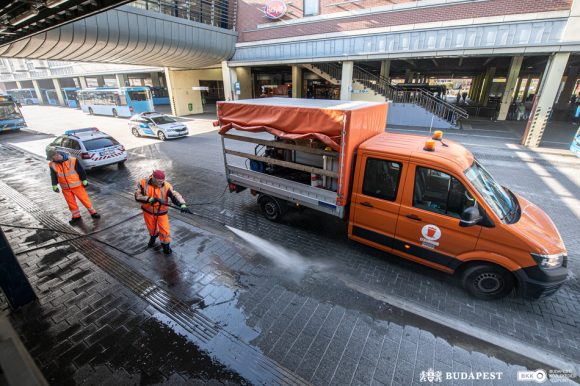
[349,132,568,300]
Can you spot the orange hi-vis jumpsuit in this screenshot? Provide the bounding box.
[138,178,176,245]
[49,157,97,219]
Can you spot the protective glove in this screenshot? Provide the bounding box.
[52,185,60,193]
[180,204,192,214]
[82,180,89,186]
[148,197,161,204]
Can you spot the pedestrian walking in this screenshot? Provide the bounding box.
[47,149,100,224]
[134,170,191,254]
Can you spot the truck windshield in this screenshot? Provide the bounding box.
[465,160,514,221]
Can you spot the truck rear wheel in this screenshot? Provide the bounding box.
[461,264,515,300]
[258,195,285,222]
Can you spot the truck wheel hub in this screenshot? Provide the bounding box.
[474,273,501,293]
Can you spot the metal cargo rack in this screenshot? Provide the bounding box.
[221,133,345,218]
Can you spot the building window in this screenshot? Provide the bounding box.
[303,0,319,16]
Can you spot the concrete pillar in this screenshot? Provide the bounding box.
[340,61,353,101]
[15,81,22,89]
[556,66,579,107]
[78,77,88,89]
[513,77,523,102]
[404,69,413,83]
[235,67,252,99]
[521,75,533,102]
[164,68,178,116]
[52,78,66,106]
[150,72,161,87]
[497,56,523,120]
[116,74,128,88]
[31,80,45,104]
[380,60,391,81]
[292,66,303,98]
[221,61,238,101]
[469,74,482,101]
[522,53,570,148]
[96,76,105,87]
[478,67,496,106]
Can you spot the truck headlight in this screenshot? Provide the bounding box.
[531,253,565,269]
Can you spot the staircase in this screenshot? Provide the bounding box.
[302,63,469,128]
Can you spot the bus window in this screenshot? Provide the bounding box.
[128,90,149,101]
[0,104,21,120]
[119,93,128,106]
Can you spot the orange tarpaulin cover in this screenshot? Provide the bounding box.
[217,98,388,205]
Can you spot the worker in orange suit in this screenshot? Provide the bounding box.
[48,149,100,224]
[134,170,191,254]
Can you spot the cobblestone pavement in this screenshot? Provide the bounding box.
[1,119,579,385]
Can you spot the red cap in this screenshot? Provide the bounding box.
[152,170,165,180]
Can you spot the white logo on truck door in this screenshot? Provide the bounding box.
[420,224,441,249]
[421,225,441,241]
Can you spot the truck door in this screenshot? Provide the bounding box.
[349,155,407,252]
[394,164,481,272]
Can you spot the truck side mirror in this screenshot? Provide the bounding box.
[459,206,482,227]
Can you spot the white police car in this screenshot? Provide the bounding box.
[45,128,128,170]
[128,112,188,141]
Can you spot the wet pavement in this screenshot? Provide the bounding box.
[0,107,579,385]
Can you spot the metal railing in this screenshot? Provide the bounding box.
[352,65,468,125]
[129,0,237,30]
[310,62,468,126]
[311,62,342,82]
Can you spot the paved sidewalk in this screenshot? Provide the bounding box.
[0,136,578,385]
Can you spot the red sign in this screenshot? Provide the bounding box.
[262,0,287,19]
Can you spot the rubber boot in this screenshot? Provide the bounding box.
[147,236,157,248]
[91,212,101,219]
[69,217,82,225]
[162,243,172,255]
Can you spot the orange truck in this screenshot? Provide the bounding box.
[217,98,568,300]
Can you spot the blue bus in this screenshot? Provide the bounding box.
[6,88,41,105]
[148,86,170,105]
[78,87,154,117]
[63,87,80,108]
[0,94,27,131]
[45,89,59,105]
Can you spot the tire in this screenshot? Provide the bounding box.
[88,107,94,115]
[112,108,118,118]
[157,131,166,141]
[131,127,140,137]
[258,195,285,222]
[461,264,515,300]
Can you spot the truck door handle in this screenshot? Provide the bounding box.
[405,214,422,221]
[360,202,374,208]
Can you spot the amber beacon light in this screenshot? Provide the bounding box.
[432,131,443,140]
[424,140,436,151]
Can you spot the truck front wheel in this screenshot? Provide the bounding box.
[461,264,515,300]
[258,195,285,222]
